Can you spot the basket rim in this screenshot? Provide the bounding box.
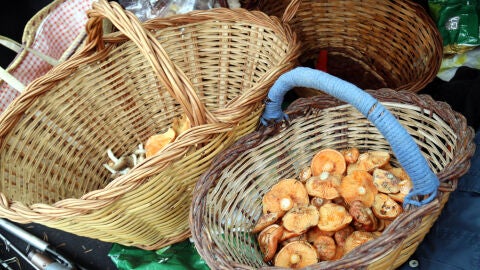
[190,88,476,269]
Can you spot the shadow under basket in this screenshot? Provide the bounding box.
[190,69,475,269]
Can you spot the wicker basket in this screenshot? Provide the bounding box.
[0,0,300,250]
[190,67,475,269]
[251,0,443,97]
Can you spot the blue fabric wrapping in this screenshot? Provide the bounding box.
[261,67,440,207]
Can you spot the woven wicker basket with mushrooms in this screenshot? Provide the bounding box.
[253,148,412,268]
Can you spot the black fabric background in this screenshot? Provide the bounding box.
[0,0,479,270]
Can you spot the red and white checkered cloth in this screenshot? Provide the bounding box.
[0,0,95,114]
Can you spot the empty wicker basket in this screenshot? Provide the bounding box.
[252,0,443,97]
[0,0,300,249]
[190,67,475,269]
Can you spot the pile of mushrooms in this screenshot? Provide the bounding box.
[253,148,412,268]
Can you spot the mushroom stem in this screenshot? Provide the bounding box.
[106,149,119,163]
[290,254,301,264]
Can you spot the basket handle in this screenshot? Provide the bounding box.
[0,35,59,92]
[261,67,439,207]
[280,0,302,23]
[85,0,209,127]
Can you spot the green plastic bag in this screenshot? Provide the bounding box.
[108,240,210,270]
[429,0,480,54]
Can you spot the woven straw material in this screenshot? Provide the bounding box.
[256,0,443,97]
[0,0,300,249]
[190,89,475,269]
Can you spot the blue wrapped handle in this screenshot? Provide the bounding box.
[261,67,439,207]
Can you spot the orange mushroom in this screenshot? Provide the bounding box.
[348,200,379,232]
[310,149,346,176]
[282,205,319,234]
[307,233,336,261]
[145,127,176,158]
[338,170,378,207]
[252,212,280,234]
[262,179,309,216]
[347,151,391,174]
[258,224,284,262]
[372,193,403,220]
[279,233,307,247]
[342,148,360,164]
[305,173,340,200]
[373,168,401,194]
[344,231,378,254]
[333,225,354,248]
[388,178,414,203]
[172,113,191,136]
[386,167,413,203]
[274,241,318,268]
[280,229,304,242]
[317,202,353,232]
[298,166,312,183]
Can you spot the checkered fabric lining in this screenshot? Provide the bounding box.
[0,0,95,114]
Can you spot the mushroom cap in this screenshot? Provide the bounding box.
[334,225,355,248]
[252,212,280,233]
[305,173,340,200]
[388,178,414,203]
[282,205,320,234]
[307,226,335,240]
[145,127,176,157]
[348,200,379,232]
[263,179,309,215]
[317,202,353,232]
[172,113,191,136]
[344,231,378,254]
[274,241,318,268]
[372,193,403,220]
[347,151,391,174]
[339,170,378,207]
[279,233,307,247]
[342,148,360,164]
[311,149,347,176]
[298,166,312,183]
[258,224,284,262]
[373,168,401,194]
[309,235,336,261]
[388,167,411,181]
[280,229,304,242]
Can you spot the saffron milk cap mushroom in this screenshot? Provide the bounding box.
[310,149,347,176]
[339,170,378,207]
[258,224,284,262]
[262,179,309,215]
[305,173,341,200]
[317,202,353,232]
[282,205,320,234]
[145,127,176,158]
[347,151,391,174]
[274,241,318,268]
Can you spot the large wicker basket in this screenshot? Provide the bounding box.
[252,0,443,97]
[190,67,475,269]
[0,0,300,250]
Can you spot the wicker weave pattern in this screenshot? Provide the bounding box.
[190,89,475,269]
[0,0,300,249]
[256,0,442,96]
